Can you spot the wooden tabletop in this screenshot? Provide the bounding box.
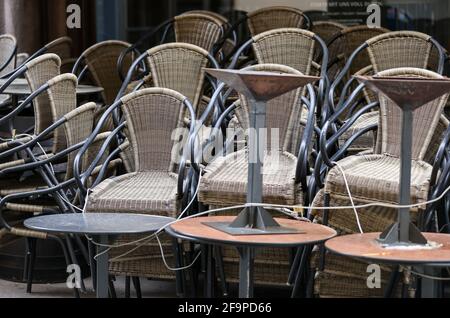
[167,216,337,248]
[326,232,450,265]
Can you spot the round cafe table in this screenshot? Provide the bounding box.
[326,232,450,297]
[166,216,337,298]
[0,78,104,96]
[25,213,175,298]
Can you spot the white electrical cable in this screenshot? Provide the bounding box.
[332,161,364,233]
[408,269,450,281]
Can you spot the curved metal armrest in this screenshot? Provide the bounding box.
[0,178,76,231]
[295,84,316,189]
[431,124,450,187]
[313,123,378,189]
[328,43,368,112]
[319,101,378,169]
[227,39,253,70]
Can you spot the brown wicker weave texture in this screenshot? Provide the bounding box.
[0,34,16,76]
[247,6,307,37]
[24,54,61,134]
[174,13,223,53]
[82,40,133,105]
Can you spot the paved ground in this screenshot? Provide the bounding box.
[0,276,177,298]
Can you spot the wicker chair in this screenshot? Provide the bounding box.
[198,63,317,290]
[76,87,199,296]
[311,21,345,44]
[0,54,61,140]
[310,67,450,298]
[0,34,17,76]
[73,40,134,105]
[327,26,389,81]
[174,13,224,53]
[331,31,448,153]
[247,6,311,36]
[0,35,17,106]
[0,74,109,296]
[117,43,219,173]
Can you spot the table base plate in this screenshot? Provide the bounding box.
[203,221,305,236]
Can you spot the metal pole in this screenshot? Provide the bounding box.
[247,99,266,228]
[238,247,254,298]
[399,108,413,243]
[96,235,109,298]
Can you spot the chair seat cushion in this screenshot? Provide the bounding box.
[87,171,180,217]
[199,149,302,206]
[325,154,432,205]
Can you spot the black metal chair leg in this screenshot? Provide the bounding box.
[291,245,312,298]
[125,276,131,298]
[88,240,97,291]
[173,239,185,297]
[23,238,31,282]
[214,247,228,296]
[64,234,87,293]
[384,267,400,298]
[108,276,117,298]
[49,235,80,298]
[287,247,303,285]
[132,277,142,298]
[205,245,215,298]
[26,238,37,294]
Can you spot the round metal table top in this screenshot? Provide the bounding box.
[167,216,337,248]
[24,213,175,236]
[326,232,450,265]
[0,78,104,95]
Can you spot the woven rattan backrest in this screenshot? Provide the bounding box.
[329,26,388,74]
[146,43,209,112]
[24,54,61,134]
[236,64,305,155]
[311,21,345,44]
[181,10,228,25]
[82,40,133,104]
[366,31,433,73]
[62,102,95,180]
[376,67,448,160]
[252,28,316,75]
[46,74,78,155]
[0,34,16,76]
[174,13,223,53]
[247,6,307,37]
[120,88,186,172]
[46,36,73,61]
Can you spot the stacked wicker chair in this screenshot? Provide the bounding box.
[247,6,311,36]
[197,63,317,291]
[310,67,450,298]
[331,31,447,154]
[0,70,117,296]
[73,40,135,105]
[0,35,17,108]
[77,87,200,297]
[311,21,345,44]
[117,42,219,173]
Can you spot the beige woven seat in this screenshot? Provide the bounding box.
[87,171,179,216]
[247,6,309,36]
[199,149,301,206]
[325,154,432,205]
